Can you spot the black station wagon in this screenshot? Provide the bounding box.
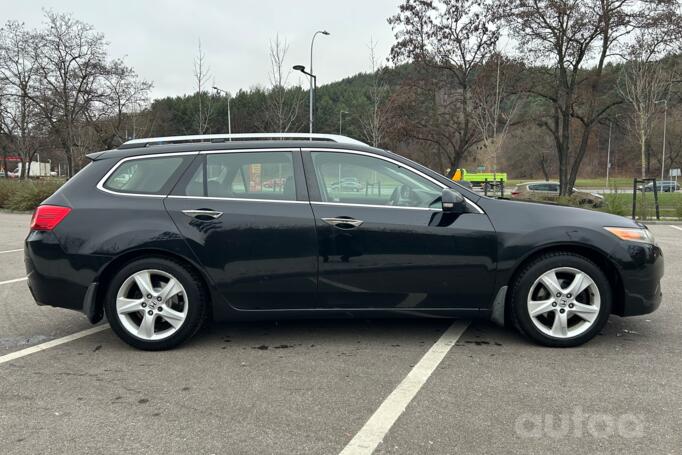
[25,133,663,350]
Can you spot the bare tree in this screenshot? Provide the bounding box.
[388,0,502,176]
[27,11,110,177]
[0,21,44,178]
[265,35,303,133]
[619,32,673,178]
[87,60,152,149]
[359,38,390,147]
[471,53,523,181]
[505,0,682,195]
[193,39,214,134]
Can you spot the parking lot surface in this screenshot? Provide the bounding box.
[1,212,681,454]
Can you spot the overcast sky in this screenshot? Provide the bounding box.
[7,0,401,99]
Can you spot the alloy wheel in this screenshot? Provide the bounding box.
[116,269,188,341]
[526,267,601,338]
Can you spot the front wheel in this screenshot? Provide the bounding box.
[104,258,207,350]
[510,252,611,347]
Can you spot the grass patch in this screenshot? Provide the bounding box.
[506,177,633,190]
[600,192,682,219]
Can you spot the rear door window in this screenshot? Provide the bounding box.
[178,151,297,201]
[103,156,188,195]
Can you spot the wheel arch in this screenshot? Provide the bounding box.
[92,248,214,323]
[503,243,625,324]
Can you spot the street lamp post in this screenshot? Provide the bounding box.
[293,65,317,137]
[339,110,348,134]
[213,86,232,137]
[655,99,668,182]
[605,121,612,190]
[307,30,329,134]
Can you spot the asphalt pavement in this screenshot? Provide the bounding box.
[1,212,680,454]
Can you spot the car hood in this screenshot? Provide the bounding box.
[480,197,639,229]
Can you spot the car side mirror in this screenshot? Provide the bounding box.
[441,188,466,213]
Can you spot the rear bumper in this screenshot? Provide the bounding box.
[25,230,109,322]
[614,242,664,317]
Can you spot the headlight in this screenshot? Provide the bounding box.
[604,227,655,244]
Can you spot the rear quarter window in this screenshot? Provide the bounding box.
[103,156,188,195]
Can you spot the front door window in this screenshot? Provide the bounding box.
[310,152,442,208]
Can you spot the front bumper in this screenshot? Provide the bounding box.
[612,242,664,317]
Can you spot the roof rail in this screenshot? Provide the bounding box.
[120,133,368,149]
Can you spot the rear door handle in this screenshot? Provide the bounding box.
[321,217,363,229]
[182,209,223,219]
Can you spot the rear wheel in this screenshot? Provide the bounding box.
[104,258,207,350]
[510,252,611,347]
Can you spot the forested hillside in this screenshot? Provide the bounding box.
[145,55,682,181]
[3,1,681,191]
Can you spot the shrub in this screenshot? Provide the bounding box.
[603,189,629,217]
[0,179,20,208]
[3,179,63,211]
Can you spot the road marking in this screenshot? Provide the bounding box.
[0,248,23,254]
[339,320,470,455]
[0,325,110,366]
[669,225,682,232]
[0,277,27,286]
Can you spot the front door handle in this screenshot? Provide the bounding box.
[182,209,223,219]
[321,217,363,229]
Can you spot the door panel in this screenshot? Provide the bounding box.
[303,150,497,310]
[311,203,496,309]
[165,149,318,310]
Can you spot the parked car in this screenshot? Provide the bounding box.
[638,181,680,192]
[26,133,662,350]
[262,177,287,189]
[329,177,364,192]
[510,181,604,207]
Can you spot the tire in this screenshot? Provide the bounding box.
[104,257,208,350]
[510,252,611,347]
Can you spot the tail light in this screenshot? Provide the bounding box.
[511,191,520,197]
[30,205,71,231]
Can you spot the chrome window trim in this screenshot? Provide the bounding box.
[199,148,298,155]
[303,147,484,214]
[311,201,440,211]
[96,147,485,214]
[96,151,200,198]
[96,148,301,201]
[166,195,306,204]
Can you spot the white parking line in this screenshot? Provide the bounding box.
[339,320,470,455]
[669,225,682,232]
[0,248,23,254]
[0,277,27,286]
[0,325,110,366]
